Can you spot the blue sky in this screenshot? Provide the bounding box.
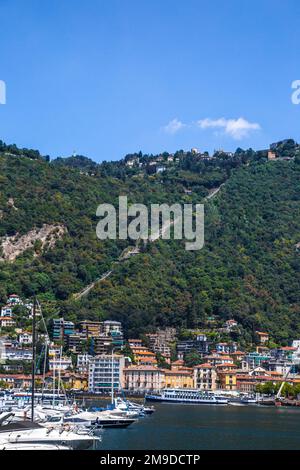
[0,0,299,162]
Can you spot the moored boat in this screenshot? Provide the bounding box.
[145,388,228,404]
[0,420,101,450]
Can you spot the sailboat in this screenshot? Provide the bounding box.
[0,298,102,450]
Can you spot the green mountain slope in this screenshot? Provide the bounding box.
[0,142,300,343]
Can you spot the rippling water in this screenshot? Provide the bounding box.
[86,401,300,450]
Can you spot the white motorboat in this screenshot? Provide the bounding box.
[0,421,101,450]
[1,443,71,450]
[114,397,155,415]
[62,410,137,429]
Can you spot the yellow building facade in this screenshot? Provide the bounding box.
[164,370,194,389]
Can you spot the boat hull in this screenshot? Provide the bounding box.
[145,395,228,405]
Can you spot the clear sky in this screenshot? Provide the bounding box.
[0,0,299,162]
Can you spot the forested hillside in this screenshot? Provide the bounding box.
[0,139,300,344]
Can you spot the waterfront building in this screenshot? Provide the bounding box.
[164,364,194,388]
[193,363,218,391]
[236,372,283,393]
[216,366,237,391]
[164,369,193,388]
[124,365,165,392]
[88,354,125,394]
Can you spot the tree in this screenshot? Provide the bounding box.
[184,349,202,367]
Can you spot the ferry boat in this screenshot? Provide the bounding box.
[145,388,228,405]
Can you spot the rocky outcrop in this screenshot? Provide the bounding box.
[0,224,67,262]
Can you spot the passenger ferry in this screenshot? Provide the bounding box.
[145,388,228,404]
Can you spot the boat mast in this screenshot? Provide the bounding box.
[31,297,37,422]
[111,348,114,405]
[53,360,55,408]
[58,345,62,397]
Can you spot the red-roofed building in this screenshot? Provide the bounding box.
[0,316,16,328]
[193,363,217,391]
[223,319,238,332]
[229,351,246,362]
[236,372,283,393]
[256,331,269,344]
[203,354,234,366]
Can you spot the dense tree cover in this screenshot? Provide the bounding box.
[255,381,300,398]
[71,160,300,341]
[0,140,47,161]
[0,142,300,344]
[51,155,100,174]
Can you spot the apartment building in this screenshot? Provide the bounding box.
[88,354,125,394]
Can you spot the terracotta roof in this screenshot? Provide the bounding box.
[124,366,162,372]
[0,373,39,379]
[139,357,157,363]
[217,363,238,368]
[194,363,213,368]
[135,350,156,356]
[164,370,192,376]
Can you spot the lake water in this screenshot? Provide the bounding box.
[90,402,300,450]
